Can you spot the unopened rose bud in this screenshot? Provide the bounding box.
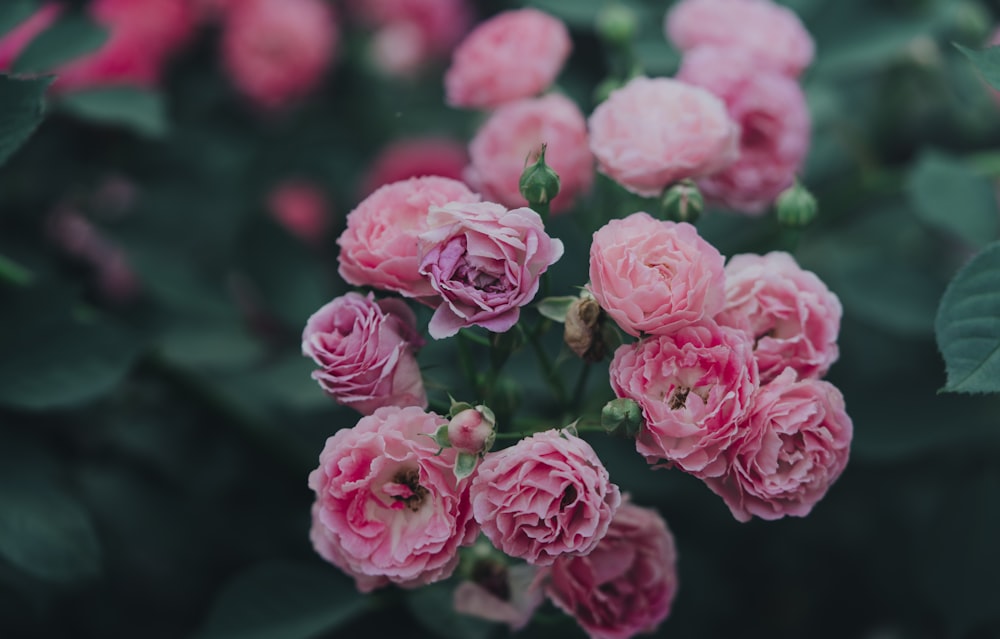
[596,4,637,47]
[601,398,643,437]
[776,180,817,228]
[448,406,497,456]
[948,1,990,42]
[565,296,610,362]
[519,144,561,217]
[660,179,703,224]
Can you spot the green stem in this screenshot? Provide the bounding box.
[494,424,606,440]
[456,331,481,398]
[526,323,568,407]
[569,363,592,411]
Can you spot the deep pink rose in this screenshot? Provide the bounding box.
[470,429,622,566]
[610,321,759,478]
[417,201,564,339]
[308,406,478,591]
[267,180,331,245]
[0,3,61,72]
[301,292,427,415]
[338,176,480,301]
[546,501,679,639]
[588,76,739,197]
[715,251,841,383]
[359,138,468,198]
[704,368,852,521]
[465,93,593,214]
[445,9,571,109]
[588,212,726,337]
[221,0,339,110]
[665,0,814,78]
[677,47,811,215]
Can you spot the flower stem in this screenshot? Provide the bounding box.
[526,322,568,407]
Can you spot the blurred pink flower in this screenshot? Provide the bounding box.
[465,93,593,214]
[703,368,852,521]
[453,562,545,630]
[308,406,478,592]
[47,208,139,302]
[445,8,571,109]
[360,138,468,197]
[0,3,61,71]
[267,180,331,245]
[588,76,738,197]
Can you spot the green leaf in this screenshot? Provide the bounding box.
[159,323,264,370]
[0,73,51,166]
[58,87,168,138]
[955,43,1000,91]
[935,242,1000,393]
[537,296,576,323]
[454,452,478,480]
[0,1,40,38]
[11,13,107,74]
[908,151,999,247]
[406,581,495,639]
[196,562,369,639]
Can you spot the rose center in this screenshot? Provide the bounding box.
[559,484,578,511]
[669,387,690,410]
[386,468,429,512]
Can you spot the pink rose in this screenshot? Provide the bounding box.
[588,212,726,337]
[338,176,480,301]
[0,3,61,71]
[465,93,593,214]
[715,251,841,383]
[417,201,565,339]
[301,292,427,415]
[445,9,571,109]
[665,0,814,78]
[610,321,759,478]
[677,47,811,215]
[447,407,495,456]
[588,76,739,197]
[703,368,852,521]
[308,406,478,591]
[267,180,331,245]
[470,429,622,566]
[221,0,339,110]
[453,562,545,630]
[546,501,679,639]
[359,138,468,198]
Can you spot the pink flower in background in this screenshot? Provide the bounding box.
[465,93,593,214]
[588,213,726,337]
[417,201,564,339]
[308,406,478,591]
[588,77,738,197]
[453,562,545,630]
[610,321,759,478]
[267,180,331,245]
[47,208,140,302]
[221,0,339,110]
[666,0,815,78]
[445,8,571,109]
[302,292,427,415]
[677,47,811,215]
[546,501,679,639]
[338,176,480,301]
[470,429,621,566]
[703,368,852,521]
[360,138,468,197]
[0,3,61,71]
[715,251,841,383]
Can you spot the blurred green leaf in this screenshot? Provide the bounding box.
[523,0,605,28]
[0,73,51,166]
[935,241,1000,393]
[907,151,999,247]
[0,1,39,38]
[954,43,1000,91]
[406,580,496,639]
[58,87,167,138]
[159,323,264,370]
[11,13,107,74]
[196,561,369,639]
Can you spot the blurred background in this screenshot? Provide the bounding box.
[1,0,999,637]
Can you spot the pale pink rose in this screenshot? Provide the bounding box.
[588,76,739,197]
[308,406,478,591]
[677,47,810,215]
[221,0,338,110]
[546,501,679,639]
[301,292,427,415]
[703,368,852,521]
[350,0,472,75]
[588,212,726,337]
[715,251,841,383]
[610,321,759,478]
[465,93,593,214]
[360,138,468,197]
[470,429,622,566]
[445,9,571,109]
[267,180,331,245]
[338,176,480,301]
[453,562,545,630]
[665,0,815,78]
[0,3,61,71]
[417,201,565,339]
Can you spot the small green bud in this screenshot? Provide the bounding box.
[775,180,818,228]
[601,398,643,437]
[949,1,991,43]
[519,144,561,213]
[596,4,638,47]
[660,179,704,224]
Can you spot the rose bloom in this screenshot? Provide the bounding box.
[417,201,565,339]
[588,212,726,337]
[677,47,811,215]
[715,251,842,383]
[610,321,759,478]
[703,368,852,521]
[360,137,468,198]
[546,501,679,639]
[221,0,339,110]
[338,176,480,301]
[308,406,478,592]
[470,429,621,566]
[665,0,815,78]
[453,561,545,630]
[465,93,593,214]
[0,3,61,71]
[445,8,571,109]
[301,292,427,415]
[588,76,739,197]
[267,180,331,245]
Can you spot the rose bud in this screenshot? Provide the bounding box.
[518,143,561,216]
[660,179,704,224]
[776,180,817,228]
[448,406,497,456]
[601,397,643,437]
